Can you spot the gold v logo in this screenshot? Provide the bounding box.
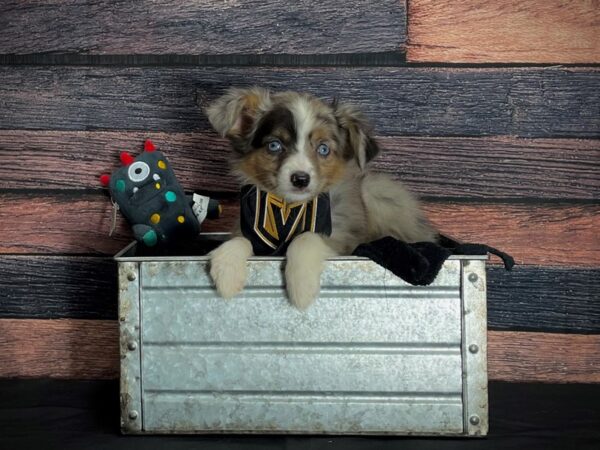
[253,188,318,249]
[262,192,305,241]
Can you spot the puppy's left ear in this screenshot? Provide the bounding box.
[333,102,380,170]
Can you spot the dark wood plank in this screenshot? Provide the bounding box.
[0,67,598,137]
[408,0,600,63]
[1,256,598,334]
[1,132,598,200]
[487,266,600,334]
[0,1,405,55]
[0,53,407,66]
[0,256,118,321]
[1,319,597,382]
[1,193,598,267]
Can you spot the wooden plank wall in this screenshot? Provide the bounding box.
[0,1,598,382]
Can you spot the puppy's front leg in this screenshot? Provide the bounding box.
[209,236,253,299]
[285,232,337,310]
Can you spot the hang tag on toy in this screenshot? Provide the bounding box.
[192,194,211,223]
[109,199,119,237]
[192,194,221,224]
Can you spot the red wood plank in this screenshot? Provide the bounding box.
[408,0,600,63]
[488,331,600,383]
[0,193,597,266]
[0,193,237,255]
[0,319,118,379]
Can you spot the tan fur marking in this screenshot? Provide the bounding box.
[318,154,346,190]
[309,127,333,146]
[236,150,278,191]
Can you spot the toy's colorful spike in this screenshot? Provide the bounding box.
[99,174,111,186]
[144,139,156,152]
[120,152,135,166]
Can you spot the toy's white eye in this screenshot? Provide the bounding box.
[128,161,150,182]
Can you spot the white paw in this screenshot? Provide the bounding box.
[285,262,321,310]
[209,237,252,299]
[285,232,335,310]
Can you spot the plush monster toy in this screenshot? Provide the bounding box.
[100,140,220,247]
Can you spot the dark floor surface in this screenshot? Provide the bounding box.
[0,380,598,450]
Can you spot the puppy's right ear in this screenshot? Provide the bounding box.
[205,87,271,138]
[333,101,380,171]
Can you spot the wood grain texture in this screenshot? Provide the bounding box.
[1,193,597,267]
[0,0,405,55]
[0,131,233,193]
[0,256,118,320]
[0,67,598,137]
[1,319,597,382]
[488,331,600,383]
[424,203,600,267]
[408,0,600,63]
[486,266,600,334]
[1,255,598,334]
[1,132,598,200]
[0,319,118,379]
[0,193,238,255]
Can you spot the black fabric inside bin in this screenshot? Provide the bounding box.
[120,234,227,258]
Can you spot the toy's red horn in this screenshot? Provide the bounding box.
[144,139,156,152]
[99,174,111,186]
[120,152,135,165]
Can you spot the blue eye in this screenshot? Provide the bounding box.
[267,140,282,153]
[317,143,330,157]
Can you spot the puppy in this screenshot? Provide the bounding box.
[206,87,436,309]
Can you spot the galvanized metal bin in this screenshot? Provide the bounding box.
[116,233,488,436]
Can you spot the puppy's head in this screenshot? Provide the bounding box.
[206,87,379,202]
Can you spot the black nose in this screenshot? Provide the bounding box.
[290,171,310,188]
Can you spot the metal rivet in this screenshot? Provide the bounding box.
[128,410,139,420]
[469,415,480,425]
[469,344,479,354]
[468,273,478,283]
[127,272,136,282]
[127,340,137,351]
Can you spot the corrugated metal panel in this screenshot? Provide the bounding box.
[128,257,470,434]
[143,392,464,434]
[141,259,462,345]
[117,235,489,436]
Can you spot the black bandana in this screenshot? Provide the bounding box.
[240,185,332,256]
